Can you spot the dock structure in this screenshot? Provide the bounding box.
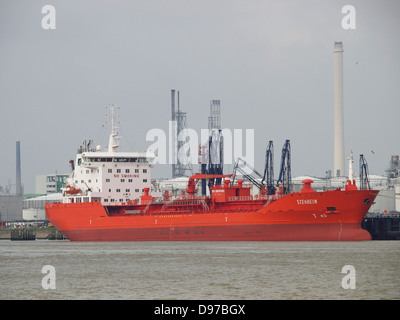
[3,227,67,240]
[11,228,36,240]
[362,213,400,240]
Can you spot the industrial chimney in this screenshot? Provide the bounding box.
[333,41,345,177]
[171,89,176,177]
[171,89,176,121]
[16,141,22,196]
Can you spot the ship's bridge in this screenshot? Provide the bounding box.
[80,152,153,168]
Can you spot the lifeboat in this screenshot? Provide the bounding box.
[65,185,81,195]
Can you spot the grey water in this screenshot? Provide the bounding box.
[1,240,399,300]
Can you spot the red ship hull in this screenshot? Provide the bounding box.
[45,188,379,241]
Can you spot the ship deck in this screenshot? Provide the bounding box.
[104,197,271,216]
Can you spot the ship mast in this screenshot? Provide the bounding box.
[107,105,120,153]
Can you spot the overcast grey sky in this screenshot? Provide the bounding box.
[1,0,399,194]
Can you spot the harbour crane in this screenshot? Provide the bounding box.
[359,154,371,190]
[276,139,291,195]
[262,141,275,195]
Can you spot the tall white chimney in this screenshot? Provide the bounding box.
[333,41,345,177]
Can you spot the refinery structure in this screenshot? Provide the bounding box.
[0,42,399,239]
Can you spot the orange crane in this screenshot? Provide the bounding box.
[186,174,233,196]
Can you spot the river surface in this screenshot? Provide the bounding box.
[1,240,399,300]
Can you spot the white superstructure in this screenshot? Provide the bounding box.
[63,106,157,205]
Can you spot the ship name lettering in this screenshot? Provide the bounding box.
[297,199,317,205]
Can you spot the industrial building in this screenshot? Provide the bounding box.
[0,195,23,223]
[0,141,23,224]
[0,142,66,223]
[170,89,193,178]
[22,193,62,221]
[35,173,69,194]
